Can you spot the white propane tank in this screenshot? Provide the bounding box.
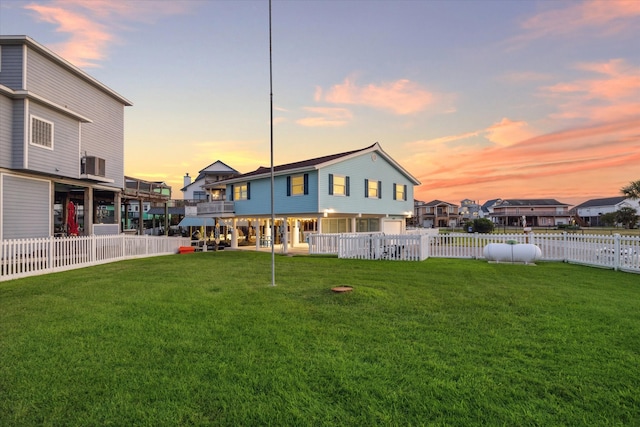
[483,243,542,263]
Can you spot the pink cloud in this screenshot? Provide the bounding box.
[539,59,640,122]
[296,107,353,127]
[517,0,640,42]
[318,77,435,115]
[410,118,640,206]
[408,117,538,150]
[23,0,193,68]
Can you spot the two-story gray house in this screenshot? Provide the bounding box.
[0,35,131,239]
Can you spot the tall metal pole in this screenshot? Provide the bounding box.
[269,0,276,286]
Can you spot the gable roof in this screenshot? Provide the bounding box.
[210,142,420,186]
[495,199,569,207]
[424,199,458,207]
[182,160,240,191]
[574,196,627,209]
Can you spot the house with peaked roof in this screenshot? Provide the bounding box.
[575,196,640,227]
[196,142,420,252]
[181,160,239,201]
[489,199,571,227]
[1,35,132,239]
[414,200,460,228]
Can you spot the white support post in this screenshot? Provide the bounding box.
[292,220,300,247]
[231,218,238,249]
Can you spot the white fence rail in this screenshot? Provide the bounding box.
[308,232,640,273]
[1,235,191,282]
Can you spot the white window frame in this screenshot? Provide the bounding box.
[30,115,54,150]
[367,179,379,199]
[291,174,305,196]
[395,184,406,201]
[333,175,346,196]
[234,183,248,201]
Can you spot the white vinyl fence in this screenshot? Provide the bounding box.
[308,232,640,273]
[1,234,191,282]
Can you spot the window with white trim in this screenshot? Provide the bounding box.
[291,174,305,195]
[330,174,348,196]
[234,183,249,201]
[393,183,407,201]
[366,179,381,199]
[30,115,54,149]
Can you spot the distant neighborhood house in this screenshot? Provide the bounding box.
[489,199,571,227]
[575,196,640,227]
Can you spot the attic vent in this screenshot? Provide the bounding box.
[82,156,106,177]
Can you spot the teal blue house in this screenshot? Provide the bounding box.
[197,143,420,250]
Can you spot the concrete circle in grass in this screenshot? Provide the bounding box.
[331,286,353,293]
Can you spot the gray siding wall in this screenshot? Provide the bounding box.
[8,99,26,169]
[26,100,80,177]
[0,94,13,168]
[1,174,50,239]
[0,45,24,89]
[25,47,125,188]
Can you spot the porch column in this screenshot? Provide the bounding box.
[138,199,144,235]
[351,217,356,233]
[265,219,272,244]
[84,187,93,235]
[292,220,299,246]
[282,217,289,254]
[317,215,323,233]
[123,201,129,230]
[114,192,121,232]
[164,202,169,235]
[231,218,238,249]
[255,221,261,250]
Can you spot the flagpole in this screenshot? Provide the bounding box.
[269,0,276,287]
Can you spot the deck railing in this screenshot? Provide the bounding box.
[1,234,190,282]
[308,232,640,272]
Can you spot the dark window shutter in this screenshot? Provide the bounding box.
[393,184,397,200]
[345,176,350,196]
[364,179,369,198]
[286,176,291,197]
[247,182,251,200]
[378,181,382,199]
[229,184,234,201]
[328,174,334,195]
[304,174,309,195]
[403,184,407,201]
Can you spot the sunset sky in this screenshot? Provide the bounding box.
[1,0,639,207]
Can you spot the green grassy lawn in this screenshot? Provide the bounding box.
[1,252,639,426]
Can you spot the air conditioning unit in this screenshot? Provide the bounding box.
[82,156,106,177]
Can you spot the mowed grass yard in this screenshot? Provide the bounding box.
[1,252,639,426]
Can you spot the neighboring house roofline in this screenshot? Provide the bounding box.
[0,84,92,123]
[197,160,239,175]
[496,198,569,207]
[424,199,458,207]
[574,196,628,209]
[0,35,133,106]
[208,142,421,187]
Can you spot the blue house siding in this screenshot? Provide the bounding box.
[318,152,414,216]
[230,171,319,216]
